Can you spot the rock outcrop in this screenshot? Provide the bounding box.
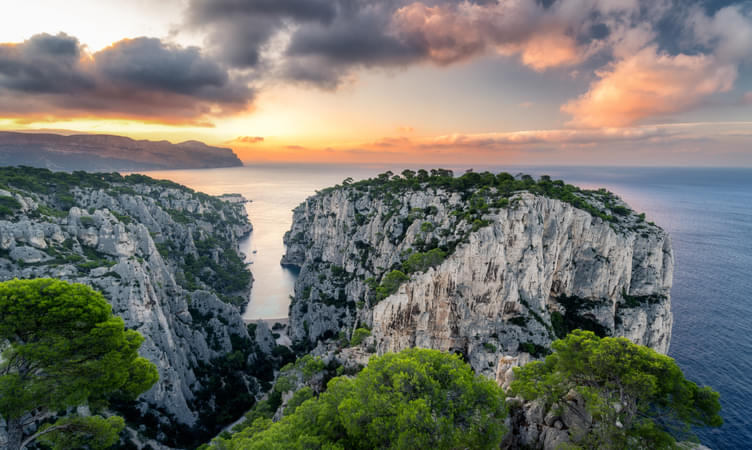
[282,173,673,381]
[0,131,243,171]
[0,168,264,446]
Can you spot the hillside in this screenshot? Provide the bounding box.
[0,132,243,171]
[0,167,281,448]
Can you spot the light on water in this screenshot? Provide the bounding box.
[142,165,387,321]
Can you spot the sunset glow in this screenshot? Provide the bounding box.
[1,0,751,166]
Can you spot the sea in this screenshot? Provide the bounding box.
[142,164,752,449]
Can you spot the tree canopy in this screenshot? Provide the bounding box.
[209,348,508,449]
[510,330,722,449]
[0,278,159,450]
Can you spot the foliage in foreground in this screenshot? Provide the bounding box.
[510,330,722,449]
[0,278,159,450]
[207,348,507,450]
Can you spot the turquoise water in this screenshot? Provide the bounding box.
[145,165,752,448]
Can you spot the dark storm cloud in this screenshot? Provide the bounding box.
[187,0,337,67]
[0,33,253,124]
[186,0,434,86]
[97,38,229,94]
[184,0,752,92]
[0,33,94,94]
[188,0,337,23]
[179,0,751,128]
[282,3,427,87]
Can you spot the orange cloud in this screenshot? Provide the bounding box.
[229,122,752,166]
[562,46,737,127]
[232,136,264,144]
[497,31,586,72]
[392,2,489,65]
[393,0,593,71]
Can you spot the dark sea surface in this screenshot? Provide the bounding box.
[144,165,752,449]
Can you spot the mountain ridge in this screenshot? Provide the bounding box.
[0,131,243,171]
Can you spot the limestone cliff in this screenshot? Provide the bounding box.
[0,168,268,447]
[282,171,673,380]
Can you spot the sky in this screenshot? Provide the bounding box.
[1,0,751,166]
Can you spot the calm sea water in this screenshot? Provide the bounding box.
[143,165,751,449]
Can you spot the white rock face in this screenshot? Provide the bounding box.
[0,177,254,430]
[372,194,673,377]
[283,185,673,379]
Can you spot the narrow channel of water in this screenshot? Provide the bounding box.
[141,164,383,320]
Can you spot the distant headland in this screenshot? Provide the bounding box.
[0,131,243,171]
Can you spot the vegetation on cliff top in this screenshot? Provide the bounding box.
[0,279,158,450]
[321,169,643,226]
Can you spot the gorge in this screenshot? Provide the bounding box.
[0,167,685,449]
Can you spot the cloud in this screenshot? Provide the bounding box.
[229,122,752,165]
[392,0,596,70]
[186,0,337,68]
[562,45,737,127]
[182,0,657,88]
[562,5,752,127]
[180,0,752,126]
[0,33,253,124]
[233,136,265,144]
[186,0,615,88]
[416,125,683,150]
[4,1,750,128]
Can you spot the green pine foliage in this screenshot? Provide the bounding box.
[209,348,508,450]
[0,278,159,450]
[510,330,722,449]
[349,328,371,347]
[372,270,409,302]
[322,169,637,226]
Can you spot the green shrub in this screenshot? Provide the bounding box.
[350,328,371,347]
[210,348,508,449]
[518,341,549,358]
[511,330,722,449]
[402,248,446,274]
[79,216,96,227]
[0,195,21,218]
[284,387,315,416]
[373,270,409,302]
